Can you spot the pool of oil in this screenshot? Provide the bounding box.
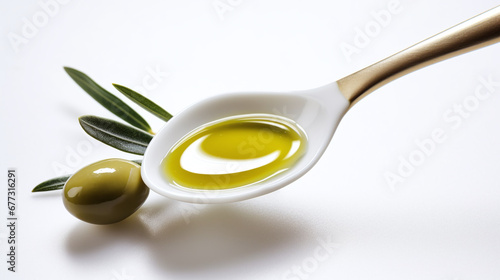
[161,114,307,190]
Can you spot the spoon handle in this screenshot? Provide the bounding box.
[337,5,500,103]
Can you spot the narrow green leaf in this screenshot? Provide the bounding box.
[64,67,153,133]
[32,175,71,192]
[79,115,153,155]
[113,84,173,122]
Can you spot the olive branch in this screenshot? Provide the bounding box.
[32,67,172,192]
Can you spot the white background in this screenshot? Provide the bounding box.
[2,0,500,279]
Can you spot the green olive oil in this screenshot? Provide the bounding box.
[162,114,307,190]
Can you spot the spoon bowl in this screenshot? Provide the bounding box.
[142,6,500,203]
[141,83,348,203]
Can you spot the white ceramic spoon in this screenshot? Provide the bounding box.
[142,6,500,204]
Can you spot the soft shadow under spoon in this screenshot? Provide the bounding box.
[142,6,500,203]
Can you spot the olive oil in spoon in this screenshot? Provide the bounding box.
[162,114,307,190]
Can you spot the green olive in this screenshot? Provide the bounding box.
[62,158,149,225]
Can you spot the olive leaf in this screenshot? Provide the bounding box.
[64,67,153,134]
[79,115,153,155]
[32,175,71,192]
[113,84,173,122]
[33,159,142,192]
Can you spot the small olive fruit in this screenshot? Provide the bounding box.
[63,158,149,225]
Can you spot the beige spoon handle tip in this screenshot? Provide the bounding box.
[338,5,500,104]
